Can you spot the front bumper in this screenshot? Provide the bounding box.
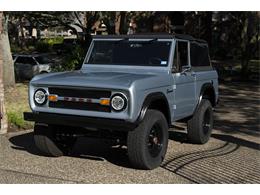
[24,112,137,131]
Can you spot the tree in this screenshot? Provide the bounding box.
[0,12,8,134]
[184,12,212,45]
[239,12,259,78]
[0,12,15,87]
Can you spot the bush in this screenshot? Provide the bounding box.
[35,41,51,52]
[43,37,64,45]
[35,37,64,53]
[53,45,85,71]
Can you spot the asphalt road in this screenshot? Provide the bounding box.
[0,82,259,183]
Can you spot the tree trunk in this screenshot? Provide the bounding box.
[115,12,121,35]
[1,13,15,87]
[204,12,212,47]
[0,12,8,134]
[240,13,251,80]
[119,12,126,34]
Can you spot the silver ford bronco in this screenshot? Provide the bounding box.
[24,34,218,170]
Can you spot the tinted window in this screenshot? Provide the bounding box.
[15,57,37,65]
[86,40,171,66]
[35,56,50,64]
[178,41,188,67]
[172,41,188,72]
[190,42,210,66]
[172,44,178,71]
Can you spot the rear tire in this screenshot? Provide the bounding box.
[187,99,213,144]
[127,109,169,170]
[34,124,76,157]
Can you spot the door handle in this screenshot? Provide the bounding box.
[191,72,196,77]
[167,89,174,93]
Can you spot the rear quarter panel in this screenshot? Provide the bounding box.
[194,69,219,108]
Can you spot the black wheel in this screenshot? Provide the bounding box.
[187,99,213,144]
[127,109,169,170]
[34,124,76,157]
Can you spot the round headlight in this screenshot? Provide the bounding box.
[111,94,127,111]
[34,89,47,105]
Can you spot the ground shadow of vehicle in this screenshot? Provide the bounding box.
[8,132,132,169]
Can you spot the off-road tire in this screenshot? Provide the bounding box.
[187,99,213,144]
[34,124,76,157]
[127,109,169,170]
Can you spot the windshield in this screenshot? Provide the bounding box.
[35,56,51,64]
[85,40,171,66]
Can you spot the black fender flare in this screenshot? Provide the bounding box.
[136,92,171,125]
[198,82,216,107]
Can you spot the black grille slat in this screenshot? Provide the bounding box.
[48,88,111,99]
[48,87,111,112]
[49,101,111,112]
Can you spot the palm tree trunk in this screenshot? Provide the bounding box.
[0,11,8,134]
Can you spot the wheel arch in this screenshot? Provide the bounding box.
[199,83,216,107]
[137,92,171,126]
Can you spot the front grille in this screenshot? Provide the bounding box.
[48,87,111,112]
[49,88,111,99]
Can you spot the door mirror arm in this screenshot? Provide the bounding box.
[181,66,191,75]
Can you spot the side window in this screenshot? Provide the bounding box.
[172,41,189,72]
[15,57,24,63]
[15,57,37,65]
[190,42,210,66]
[172,43,178,72]
[178,41,188,68]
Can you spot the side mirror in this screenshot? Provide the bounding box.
[181,66,191,75]
[171,66,178,73]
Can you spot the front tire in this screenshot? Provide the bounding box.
[187,99,213,144]
[127,109,169,170]
[34,124,76,157]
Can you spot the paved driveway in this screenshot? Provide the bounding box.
[0,82,259,183]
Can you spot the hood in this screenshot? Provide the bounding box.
[30,70,169,90]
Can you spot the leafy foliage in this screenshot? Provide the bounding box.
[52,44,85,71]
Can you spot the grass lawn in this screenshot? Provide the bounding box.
[5,83,33,131]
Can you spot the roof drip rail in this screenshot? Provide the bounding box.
[147,38,158,43]
[92,34,207,44]
[115,37,129,44]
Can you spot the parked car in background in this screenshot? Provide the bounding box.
[13,54,52,81]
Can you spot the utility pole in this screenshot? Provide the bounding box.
[0,11,8,134]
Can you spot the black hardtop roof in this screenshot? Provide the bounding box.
[92,33,207,44]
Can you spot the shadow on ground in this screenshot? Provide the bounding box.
[164,131,260,183]
[8,132,132,168]
[169,131,260,151]
[214,82,260,136]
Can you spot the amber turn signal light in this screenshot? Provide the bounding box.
[48,95,58,102]
[100,98,110,106]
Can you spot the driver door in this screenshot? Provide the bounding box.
[172,40,196,120]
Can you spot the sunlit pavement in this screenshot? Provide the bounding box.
[0,82,259,183]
